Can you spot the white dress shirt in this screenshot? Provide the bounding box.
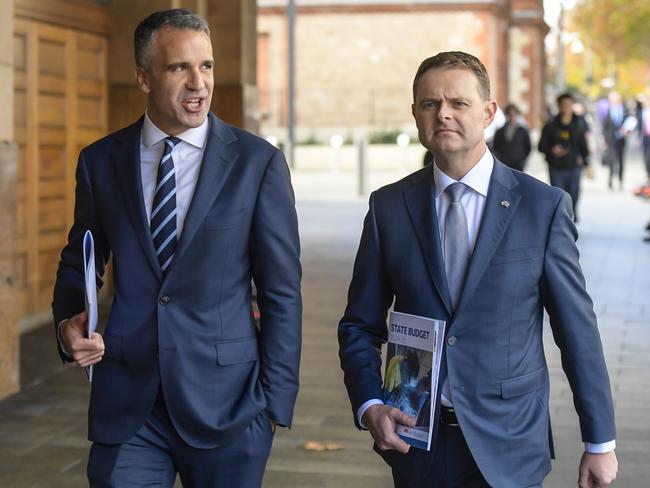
[357,147,614,453]
[140,112,209,235]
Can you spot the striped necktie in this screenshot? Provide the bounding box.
[151,136,180,275]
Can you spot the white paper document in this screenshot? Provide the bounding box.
[83,230,98,382]
[383,311,446,450]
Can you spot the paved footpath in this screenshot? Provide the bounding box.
[1,152,648,487]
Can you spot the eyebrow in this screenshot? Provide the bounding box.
[166,60,214,69]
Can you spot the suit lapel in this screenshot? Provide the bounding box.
[169,114,239,272]
[403,168,453,316]
[113,118,163,280]
[455,161,521,312]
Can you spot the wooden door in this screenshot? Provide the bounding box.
[14,19,108,316]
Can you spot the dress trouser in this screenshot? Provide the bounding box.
[608,138,626,187]
[391,424,543,488]
[87,389,274,488]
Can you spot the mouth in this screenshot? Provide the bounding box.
[181,97,205,113]
[434,127,458,135]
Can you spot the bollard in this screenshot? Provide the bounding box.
[357,138,367,196]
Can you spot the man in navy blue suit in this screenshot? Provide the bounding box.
[338,52,617,487]
[53,9,301,487]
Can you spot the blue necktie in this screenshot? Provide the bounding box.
[151,136,180,275]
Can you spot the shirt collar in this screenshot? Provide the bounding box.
[433,147,493,199]
[141,111,210,149]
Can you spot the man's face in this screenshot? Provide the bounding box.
[136,28,214,135]
[412,68,495,161]
[558,98,574,118]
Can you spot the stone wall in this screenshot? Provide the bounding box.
[259,10,492,136]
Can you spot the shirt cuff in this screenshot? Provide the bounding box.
[585,440,616,453]
[57,319,73,359]
[357,398,384,429]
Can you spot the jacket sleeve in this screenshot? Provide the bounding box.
[541,192,616,444]
[250,148,302,428]
[51,150,110,362]
[537,124,551,158]
[338,192,394,428]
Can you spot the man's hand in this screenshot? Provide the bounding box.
[551,144,568,157]
[362,404,416,454]
[60,310,105,368]
[578,451,618,488]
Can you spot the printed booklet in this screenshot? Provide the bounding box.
[383,311,446,450]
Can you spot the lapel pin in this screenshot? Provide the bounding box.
[500,200,510,208]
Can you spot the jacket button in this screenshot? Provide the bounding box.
[447,335,457,346]
[159,296,170,305]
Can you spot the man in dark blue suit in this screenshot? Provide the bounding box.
[338,52,617,488]
[52,9,301,487]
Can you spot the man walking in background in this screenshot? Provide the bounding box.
[53,9,301,487]
[490,103,531,172]
[538,92,590,222]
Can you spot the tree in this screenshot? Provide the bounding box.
[572,0,650,63]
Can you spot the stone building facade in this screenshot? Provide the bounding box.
[258,0,547,140]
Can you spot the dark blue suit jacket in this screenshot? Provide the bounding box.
[53,113,302,449]
[338,159,615,487]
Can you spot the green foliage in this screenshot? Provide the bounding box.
[573,0,650,62]
[368,130,403,144]
[299,133,321,145]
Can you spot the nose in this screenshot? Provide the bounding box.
[437,102,451,121]
[186,67,204,91]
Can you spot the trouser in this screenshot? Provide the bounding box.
[643,136,650,179]
[390,424,544,488]
[608,138,627,186]
[548,166,581,220]
[87,390,274,488]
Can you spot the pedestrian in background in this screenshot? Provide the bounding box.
[538,92,589,222]
[491,103,531,172]
[602,91,635,190]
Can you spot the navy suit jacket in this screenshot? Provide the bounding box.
[53,113,302,449]
[338,159,615,487]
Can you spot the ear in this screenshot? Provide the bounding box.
[483,100,497,128]
[135,67,150,95]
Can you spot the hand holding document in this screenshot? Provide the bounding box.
[83,230,98,382]
[383,311,446,451]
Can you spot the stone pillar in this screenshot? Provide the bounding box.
[107,0,173,131]
[206,0,259,132]
[0,0,19,401]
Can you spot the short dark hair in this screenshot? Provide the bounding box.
[134,9,210,68]
[556,92,574,106]
[413,51,491,101]
[504,103,520,115]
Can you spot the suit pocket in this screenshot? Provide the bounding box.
[215,336,258,366]
[500,367,546,399]
[205,209,246,230]
[491,246,541,265]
